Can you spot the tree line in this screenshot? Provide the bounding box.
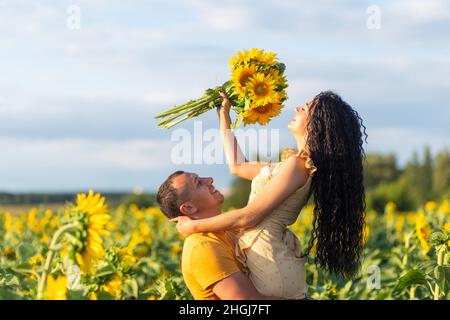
[224,146,450,212]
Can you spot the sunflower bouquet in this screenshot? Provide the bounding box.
[155,48,288,128]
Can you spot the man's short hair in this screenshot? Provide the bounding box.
[156,170,190,219]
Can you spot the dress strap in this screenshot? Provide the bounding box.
[297,149,317,176]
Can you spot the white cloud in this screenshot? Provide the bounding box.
[386,0,450,23]
[0,138,173,171]
[183,0,254,31]
[367,127,449,164]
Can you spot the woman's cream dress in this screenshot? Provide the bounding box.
[235,150,317,299]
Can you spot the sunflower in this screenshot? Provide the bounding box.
[415,213,431,253]
[73,190,110,274]
[229,48,263,67]
[231,64,257,96]
[45,275,67,300]
[424,201,437,213]
[259,51,277,65]
[247,73,278,106]
[229,50,251,67]
[395,215,405,240]
[362,225,370,246]
[269,69,288,88]
[243,101,282,125]
[444,221,450,246]
[102,274,122,298]
[247,48,264,61]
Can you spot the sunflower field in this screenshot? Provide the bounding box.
[0,191,449,300]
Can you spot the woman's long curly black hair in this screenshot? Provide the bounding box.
[305,91,367,278]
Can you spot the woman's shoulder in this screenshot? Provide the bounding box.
[280,147,317,176]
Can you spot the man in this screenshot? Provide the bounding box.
[156,170,278,300]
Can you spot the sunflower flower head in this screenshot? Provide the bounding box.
[102,274,123,299]
[259,50,277,65]
[45,275,67,300]
[229,48,264,68]
[229,50,251,67]
[106,246,137,273]
[243,101,283,125]
[247,73,278,107]
[395,215,405,241]
[3,212,14,235]
[415,213,431,253]
[231,64,257,97]
[424,201,438,213]
[362,224,370,246]
[66,190,110,274]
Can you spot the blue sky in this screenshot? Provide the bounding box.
[1,0,449,193]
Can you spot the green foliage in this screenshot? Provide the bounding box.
[223,177,252,210]
[365,147,450,211]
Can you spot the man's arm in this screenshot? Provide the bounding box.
[211,272,283,300]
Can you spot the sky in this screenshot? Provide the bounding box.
[1,0,449,193]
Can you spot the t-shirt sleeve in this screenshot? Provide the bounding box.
[189,240,241,290]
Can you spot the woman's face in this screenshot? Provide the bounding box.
[288,99,313,138]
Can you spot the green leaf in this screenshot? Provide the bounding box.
[67,290,88,300]
[16,243,36,262]
[434,265,450,292]
[123,278,139,299]
[394,269,428,292]
[419,260,437,275]
[95,265,115,278]
[0,288,24,300]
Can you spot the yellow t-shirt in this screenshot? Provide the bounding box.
[181,231,242,300]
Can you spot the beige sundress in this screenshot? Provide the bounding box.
[235,149,317,299]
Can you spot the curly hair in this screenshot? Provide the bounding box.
[305,91,368,278]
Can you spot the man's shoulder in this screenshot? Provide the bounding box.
[183,231,235,251]
[184,232,224,247]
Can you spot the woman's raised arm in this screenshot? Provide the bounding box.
[218,92,270,181]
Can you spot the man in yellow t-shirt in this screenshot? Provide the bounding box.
[157,170,277,300]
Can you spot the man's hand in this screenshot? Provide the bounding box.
[217,91,231,116]
[170,215,196,237]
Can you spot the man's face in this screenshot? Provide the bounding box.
[171,172,224,217]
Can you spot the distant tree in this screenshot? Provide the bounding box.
[422,145,434,199]
[364,153,399,189]
[223,177,251,210]
[433,148,450,200]
[366,176,415,212]
[121,193,156,209]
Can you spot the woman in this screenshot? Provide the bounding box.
[172,91,367,299]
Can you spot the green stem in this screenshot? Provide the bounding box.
[433,245,446,300]
[409,286,416,300]
[36,222,79,300]
[402,232,411,268]
[157,98,213,126]
[161,99,217,128]
[154,96,211,118]
[156,82,236,128]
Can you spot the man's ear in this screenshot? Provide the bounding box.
[179,202,198,216]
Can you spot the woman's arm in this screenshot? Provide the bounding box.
[172,155,309,235]
[218,92,270,181]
